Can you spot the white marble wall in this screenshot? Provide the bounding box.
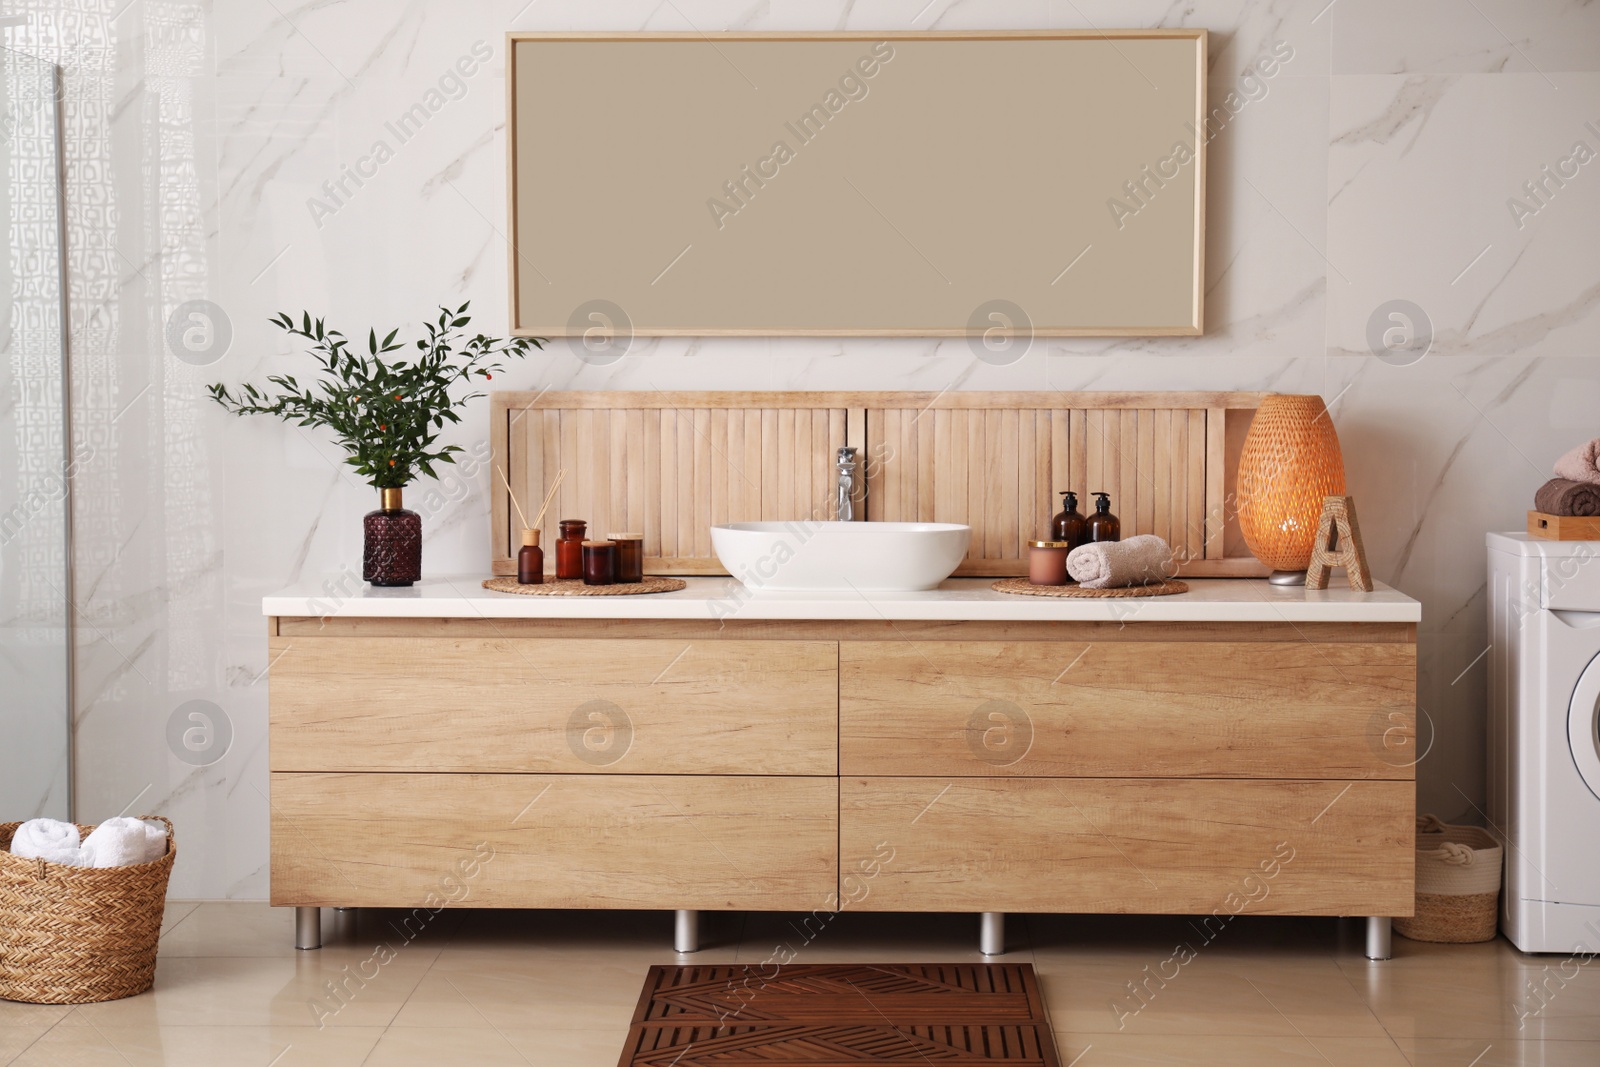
[7,0,1597,897]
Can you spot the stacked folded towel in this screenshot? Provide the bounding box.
[8,817,167,868]
[1066,534,1175,589]
[1538,439,1600,516]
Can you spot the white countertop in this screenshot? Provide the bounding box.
[262,575,1420,624]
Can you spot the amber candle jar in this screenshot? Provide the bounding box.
[608,532,643,583]
[556,519,587,579]
[581,540,615,586]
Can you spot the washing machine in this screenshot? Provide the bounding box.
[1488,532,1600,953]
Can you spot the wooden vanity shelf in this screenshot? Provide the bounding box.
[490,390,1270,579]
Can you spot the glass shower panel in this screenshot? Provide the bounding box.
[0,46,70,821]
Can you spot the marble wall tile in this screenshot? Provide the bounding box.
[1331,0,1600,75]
[1321,59,1600,817]
[7,0,1592,897]
[1328,72,1600,361]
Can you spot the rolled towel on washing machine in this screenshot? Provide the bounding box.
[1534,478,1600,517]
[1554,439,1600,485]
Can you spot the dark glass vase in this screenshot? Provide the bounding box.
[364,487,421,586]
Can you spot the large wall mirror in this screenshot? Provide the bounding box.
[508,30,1206,337]
[0,46,71,820]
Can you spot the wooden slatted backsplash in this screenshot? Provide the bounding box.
[490,391,1268,578]
[866,400,1218,575]
[492,392,856,575]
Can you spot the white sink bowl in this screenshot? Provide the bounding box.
[710,521,971,592]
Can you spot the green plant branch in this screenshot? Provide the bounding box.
[209,302,544,488]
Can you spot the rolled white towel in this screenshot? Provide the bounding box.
[81,817,168,868]
[1066,534,1175,590]
[10,818,90,866]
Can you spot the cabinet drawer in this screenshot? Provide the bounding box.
[840,777,1413,915]
[271,773,837,910]
[269,637,837,774]
[840,641,1415,779]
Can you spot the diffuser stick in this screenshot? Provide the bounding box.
[495,465,531,530]
[531,469,566,530]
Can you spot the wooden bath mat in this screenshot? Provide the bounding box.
[481,576,686,596]
[618,963,1061,1066]
[991,576,1189,598]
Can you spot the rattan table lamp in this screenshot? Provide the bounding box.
[1236,394,1347,585]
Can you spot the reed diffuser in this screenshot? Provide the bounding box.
[500,466,565,585]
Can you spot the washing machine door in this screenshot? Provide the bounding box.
[1567,648,1600,804]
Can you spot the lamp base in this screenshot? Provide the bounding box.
[1268,569,1308,586]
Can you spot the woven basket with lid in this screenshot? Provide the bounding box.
[0,816,175,1003]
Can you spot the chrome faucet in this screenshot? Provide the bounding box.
[835,446,859,522]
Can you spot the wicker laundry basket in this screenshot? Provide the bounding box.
[0,816,175,1003]
[1394,814,1501,944]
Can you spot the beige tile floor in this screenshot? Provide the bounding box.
[2,904,1596,1065]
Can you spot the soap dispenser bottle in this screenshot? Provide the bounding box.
[1051,491,1087,548]
[1086,492,1121,543]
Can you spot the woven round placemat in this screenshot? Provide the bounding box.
[483,576,687,596]
[990,576,1190,598]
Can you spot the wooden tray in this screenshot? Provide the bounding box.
[1528,511,1600,541]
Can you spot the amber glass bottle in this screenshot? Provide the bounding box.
[556,519,587,579]
[517,528,544,584]
[1051,491,1087,548]
[1086,492,1121,542]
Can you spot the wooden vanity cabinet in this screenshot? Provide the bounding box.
[267,617,1415,920]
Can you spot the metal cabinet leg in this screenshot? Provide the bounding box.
[330,906,358,939]
[295,906,322,950]
[979,912,1005,956]
[674,909,700,953]
[1364,916,1392,960]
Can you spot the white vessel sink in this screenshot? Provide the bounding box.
[710,521,971,592]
